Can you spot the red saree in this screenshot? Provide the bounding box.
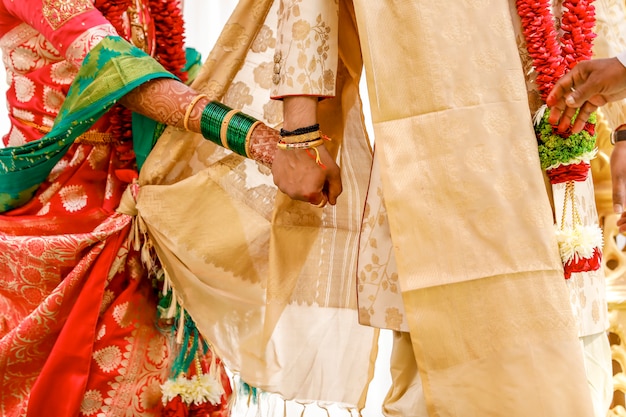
[0,1,231,416]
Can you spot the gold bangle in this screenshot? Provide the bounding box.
[279,130,321,144]
[183,94,208,131]
[245,121,261,158]
[277,138,325,150]
[219,109,239,150]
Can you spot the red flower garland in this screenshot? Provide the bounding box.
[546,161,590,184]
[516,0,596,101]
[516,0,602,279]
[149,0,188,83]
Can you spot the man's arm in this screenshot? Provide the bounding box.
[270,0,342,207]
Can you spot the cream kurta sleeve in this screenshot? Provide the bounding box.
[270,0,338,98]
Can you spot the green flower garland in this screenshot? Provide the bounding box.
[535,110,596,170]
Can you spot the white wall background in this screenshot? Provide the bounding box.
[0,3,392,416]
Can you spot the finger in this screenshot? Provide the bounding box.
[570,102,598,134]
[309,193,328,208]
[556,105,578,133]
[547,70,575,109]
[326,176,343,206]
[548,105,566,126]
[324,158,343,206]
[563,64,597,108]
[618,213,626,234]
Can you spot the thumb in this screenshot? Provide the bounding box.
[325,168,343,205]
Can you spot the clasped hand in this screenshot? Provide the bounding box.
[272,96,343,207]
[271,144,342,207]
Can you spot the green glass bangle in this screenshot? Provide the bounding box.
[200,101,259,157]
[200,101,230,146]
[226,112,256,157]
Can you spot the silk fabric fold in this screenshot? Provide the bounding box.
[352,0,595,415]
[131,0,378,408]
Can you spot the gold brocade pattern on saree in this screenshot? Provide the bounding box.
[76,131,115,145]
[135,0,377,407]
[43,0,94,30]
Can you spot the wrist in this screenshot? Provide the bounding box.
[282,96,318,130]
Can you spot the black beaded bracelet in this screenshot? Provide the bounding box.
[280,123,320,137]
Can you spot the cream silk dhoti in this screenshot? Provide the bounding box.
[352,0,597,415]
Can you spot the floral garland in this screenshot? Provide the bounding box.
[516,0,602,279]
[148,0,188,82]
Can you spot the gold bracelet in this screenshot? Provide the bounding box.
[277,138,325,150]
[245,121,261,158]
[279,130,321,144]
[219,109,239,150]
[183,94,209,131]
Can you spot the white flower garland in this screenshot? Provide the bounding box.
[161,373,225,406]
[555,224,603,264]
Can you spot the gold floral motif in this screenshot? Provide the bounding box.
[359,307,372,327]
[93,346,123,373]
[43,0,94,30]
[357,181,408,332]
[223,81,254,111]
[220,23,250,53]
[80,390,104,415]
[251,25,276,53]
[254,62,274,90]
[384,307,404,330]
[43,86,65,114]
[323,69,334,92]
[291,19,311,41]
[59,184,88,213]
[262,99,283,125]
